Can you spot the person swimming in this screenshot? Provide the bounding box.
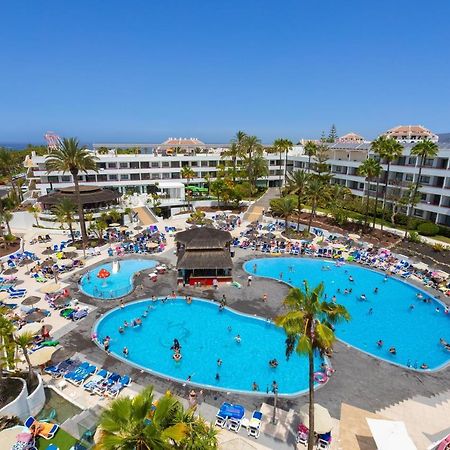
[235,334,241,344]
[349,275,354,282]
[368,308,373,315]
[374,287,378,294]
[171,338,181,351]
[123,347,129,357]
[389,347,396,355]
[118,326,124,334]
[173,351,182,362]
[377,340,383,348]
[252,381,259,391]
[217,358,222,366]
[360,294,367,301]
[269,359,278,368]
[439,338,450,350]
[420,363,429,369]
[124,321,129,327]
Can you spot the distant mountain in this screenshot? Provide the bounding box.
[438,133,450,143]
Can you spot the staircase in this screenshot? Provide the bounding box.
[61,405,103,439]
[133,206,159,225]
[376,389,450,448]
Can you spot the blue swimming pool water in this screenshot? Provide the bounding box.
[244,258,450,371]
[94,298,324,395]
[80,259,157,299]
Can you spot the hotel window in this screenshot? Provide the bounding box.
[107,162,117,169]
[119,162,128,169]
[61,176,71,182]
[162,173,170,179]
[191,161,198,167]
[270,160,276,166]
[130,173,140,181]
[48,176,59,183]
[420,175,430,184]
[151,162,159,168]
[120,174,129,180]
[171,173,180,179]
[109,174,118,181]
[201,161,209,167]
[209,161,217,167]
[161,162,170,168]
[424,158,434,167]
[130,162,139,169]
[171,161,180,168]
[97,163,106,170]
[141,173,150,180]
[181,161,189,167]
[151,174,160,180]
[86,175,96,182]
[407,157,416,165]
[97,174,107,182]
[140,162,149,169]
[405,174,413,181]
[413,209,424,217]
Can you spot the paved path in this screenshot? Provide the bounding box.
[243,188,279,223]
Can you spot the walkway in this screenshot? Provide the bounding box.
[133,206,158,225]
[243,188,279,223]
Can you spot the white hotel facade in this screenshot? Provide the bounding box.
[25,128,450,226]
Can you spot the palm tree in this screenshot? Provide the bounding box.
[271,197,296,230]
[14,331,35,383]
[0,148,21,201]
[272,139,293,189]
[358,158,382,228]
[275,283,350,450]
[174,409,218,449]
[0,309,15,387]
[54,198,77,242]
[375,137,403,230]
[304,141,317,173]
[46,138,98,246]
[27,205,40,227]
[221,142,240,182]
[0,209,13,235]
[405,139,439,237]
[181,166,196,210]
[97,385,188,450]
[306,177,326,233]
[287,170,311,231]
[239,135,265,195]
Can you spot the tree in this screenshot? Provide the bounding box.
[46,138,98,247]
[0,148,22,201]
[221,142,240,182]
[0,209,13,235]
[14,332,35,383]
[108,209,122,224]
[312,144,332,181]
[306,177,327,233]
[90,219,107,240]
[403,183,422,239]
[405,139,439,237]
[181,167,196,210]
[175,409,218,449]
[54,198,77,242]
[27,205,40,227]
[328,184,352,226]
[97,385,188,450]
[374,137,403,231]
[304,141,317,173]
[286,170,311,230]
[328,124,338,143]
[358,158,382,228]
[239,135,266,195]
[270,196,296,230]
[275,283,350,450]
[272,138,293,188]
[0,309,16,390]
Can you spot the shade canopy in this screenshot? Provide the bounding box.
[40,282,62,294]
[38,185,120,206]
[412,262,429,271]
[176,227,232,249]
[29,347,57,366]
[64,246,77,252]
[177,250,232,270]
[367,419,417,450]
[299,404,333,434]
[15,322,42,337]
[22,296,41,306]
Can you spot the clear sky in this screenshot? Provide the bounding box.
[1,0,450,144]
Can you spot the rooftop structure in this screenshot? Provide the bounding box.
[161,137,205,146]
[338,132,365,143]
[384,125,439,143]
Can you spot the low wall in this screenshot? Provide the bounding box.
[0,373,46,421]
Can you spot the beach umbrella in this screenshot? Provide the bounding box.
[146,242,158,249]
[134,225,143,231]
[299,403,333,434]
[264,232,276,239]
[41,258,56,268]
[15,322,42,336]
[120,226,128,232]
[19,257,35,267]
[109,223,121,227]
[53,297,70,308]
[57,258,73,267]
[22,296,41,306]
[0,426,30,449]
[29,347,57,366]
[0,291,10,301]
[40,282,62,294]
[25,310,47,323]
[3,267,17,275]
[64,246,78,253]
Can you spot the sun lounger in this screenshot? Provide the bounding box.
[67,364,97,386]
[72,309,88,321]
[247,411,263,438]
[63,361,91,382]
[24,416,59,440]
[105,380,125,398]
[215,403,245,429]
[83,369,109,392]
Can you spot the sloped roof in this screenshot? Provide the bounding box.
[177,249,232,269]
[176,227,232,249]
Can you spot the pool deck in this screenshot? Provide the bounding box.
[50,248,450,448]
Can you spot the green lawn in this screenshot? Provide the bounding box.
[434,235,450,244]
[37,428,77,450]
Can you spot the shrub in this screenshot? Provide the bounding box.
[417,222,440,236]
[408,231,421,243]
[432,243,445,252]
[395,214,408,226]
[438,225,450,238]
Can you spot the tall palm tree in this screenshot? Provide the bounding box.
[221,142,239,182]
[271,197,296,230]
[239,135,264,195]
[370,136,387,228]
[97,385,188,450]
[14,331,35,383]
[304,141,317,173]
[405,139,439,237]
[358,158,382,228]
[272,139,286,191]
[46,138,98,246]
[306,177,326,233]
[276,283,350,450]
[181,166,196,210]
[287,170,311,231]
[375,137,403,230]
[0,209,13,235]
[0,148,22,201]
[174,409,218,449]
[54,198,77,242]
[27,205,40,227]
[273,139,293,189]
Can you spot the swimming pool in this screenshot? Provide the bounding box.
[80,258,157,299]
[244,257,450,371]
[94,298,324,395]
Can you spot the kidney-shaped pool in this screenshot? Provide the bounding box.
[94,298,324,395]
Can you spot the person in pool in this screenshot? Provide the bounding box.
[217,358,222,366]
[123,347,129,357]
[417,293,424,300]
[235,334,241,344]
[389,347,396,355]
[349,275,354,282]
[269,359,278,368]
[171,339,181,351]
[252,381,259,391]
[118,326,124,334]
[420,363,429,369]
[377,340,383,348]
[360,294,367,301]
[374,287,378,294]
[124,320,129,327]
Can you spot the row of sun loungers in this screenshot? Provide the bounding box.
[215,403,263,438]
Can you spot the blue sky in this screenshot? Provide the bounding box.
[1,0,450,144]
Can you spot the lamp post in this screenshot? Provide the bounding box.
[272,380,279,425]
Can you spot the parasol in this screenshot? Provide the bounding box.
[15,322,42,336]
[29,347,57,366]
[22,296,41,306]
[299,403,333,434]
[64,246,77,252]
[40,282,62,294]
[3,267,17,275]
[109,223,121,227]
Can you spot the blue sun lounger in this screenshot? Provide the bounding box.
[215,403,245,429]
[83,368,109,392]
[64,362,92,384]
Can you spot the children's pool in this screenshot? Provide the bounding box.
[94,298,324,395]
[80,259,157,299]
[244,257,450,371]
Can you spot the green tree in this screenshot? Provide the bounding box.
[46,138,98,246]
[0,209,13,235]
[90,219,107,240]
[97,385,188,450]
[328,124,338,143]
[270,196,296,230]
[175,409,218,449]
[328,184,352,226]
[403,183,423,239]
[275,283,350,450]
[272,138,293,188]
[358,158,382,228]
[181,167,196,210]
[210,178,227,206]
[14,332,35,383]
[286,170,311,230]
[0,148,22,201]
[304,141,317,173]
[375,137,403,231]
[108,209,122,224]
[239,135,266,195]
[312,144,332,181]
[0,309,16,389]
[54,198,77,242]
[306,177,327,233]
[27,205,40,227]
[221,142,240,182]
